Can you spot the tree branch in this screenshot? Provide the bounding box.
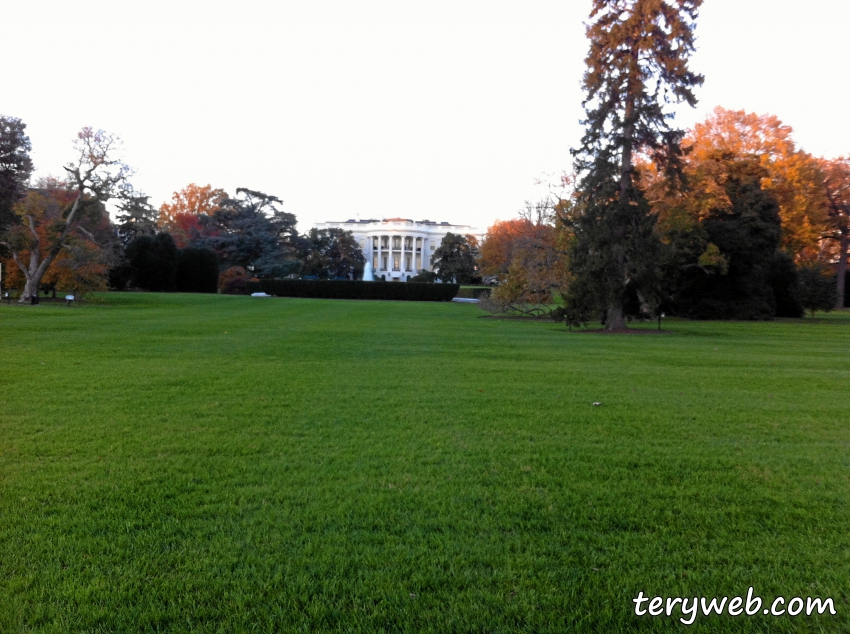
[74,225,108,248]
[23,214,39,241]
[10,251,29,277]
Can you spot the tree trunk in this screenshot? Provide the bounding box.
[608,62,638,332]
[837,231,848,309]
[606,302,626,331]
[15,197,83,303]
[18,252,58,304]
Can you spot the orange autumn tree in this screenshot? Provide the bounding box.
[820,156,850,307]
[1,128,132,302]
[158,183,227,247]
[2,181,116,298]
[480,198,571,317]
[685,107,827,261]
[479,219,536,280]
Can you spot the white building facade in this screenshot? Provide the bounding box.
[313,218,486,281]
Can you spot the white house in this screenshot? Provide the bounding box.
[312,218,486,281]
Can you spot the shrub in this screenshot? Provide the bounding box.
[177,248,220,293]
[220,266,248,295]
[410,269,437,283]
[247,279,459,301]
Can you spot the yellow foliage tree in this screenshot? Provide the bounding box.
[684,107,827,261]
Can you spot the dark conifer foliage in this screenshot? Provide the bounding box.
[126,233,179,292]
[674,158,786,319]
[125,235,154,290]
[0,116,34,237]
[567,0,704,329]
[192,188,302,278]
[177,248,219,293]
[115,194,159,247]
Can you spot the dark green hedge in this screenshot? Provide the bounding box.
[456,286,492,299]
[248,279,459,301]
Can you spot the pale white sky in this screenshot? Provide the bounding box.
[3,1,848,232]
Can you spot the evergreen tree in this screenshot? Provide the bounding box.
[567,0,703,330]
[126,233,178,292]
[0,116,34,239]
[176,247,219,293]
[192,188,302,278]
[115,193,159,247]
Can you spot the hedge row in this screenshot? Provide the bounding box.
[247,279,459,301]
[456,286,493,299]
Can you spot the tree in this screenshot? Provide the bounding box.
[568,0,703,330]
[0,128,132,302]
[2,184,117,298]
[0,116,34,239]
[159,183,228,248]
[479,219,532,280]
[148,233,178,292]
[125,233,178,292]
[125,235,155,290]
[665,155,787,319]
[685,107,827,261]
[300,228,365,279]
[797,262,838,317]
[431,233,480,284]
[191,188,302,277]
[176,247,219,293]
[481,198,570,317]
[115,193,158,247]
[820,157,850,308]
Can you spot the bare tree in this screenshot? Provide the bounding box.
[1,128,132,302]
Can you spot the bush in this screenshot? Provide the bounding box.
[108,261,132,291]
[177,248,220,293]
[220,266,248,295]
[247,279,459,301]
[410,269,437,283]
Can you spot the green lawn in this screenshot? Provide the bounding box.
[1,293,847,633]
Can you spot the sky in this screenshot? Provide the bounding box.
[3,1,849,233]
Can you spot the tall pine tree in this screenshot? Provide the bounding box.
[567,0,703,330]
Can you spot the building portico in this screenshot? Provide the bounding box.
[313,218,485,281]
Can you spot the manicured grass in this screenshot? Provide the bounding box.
[0,293,847,633]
